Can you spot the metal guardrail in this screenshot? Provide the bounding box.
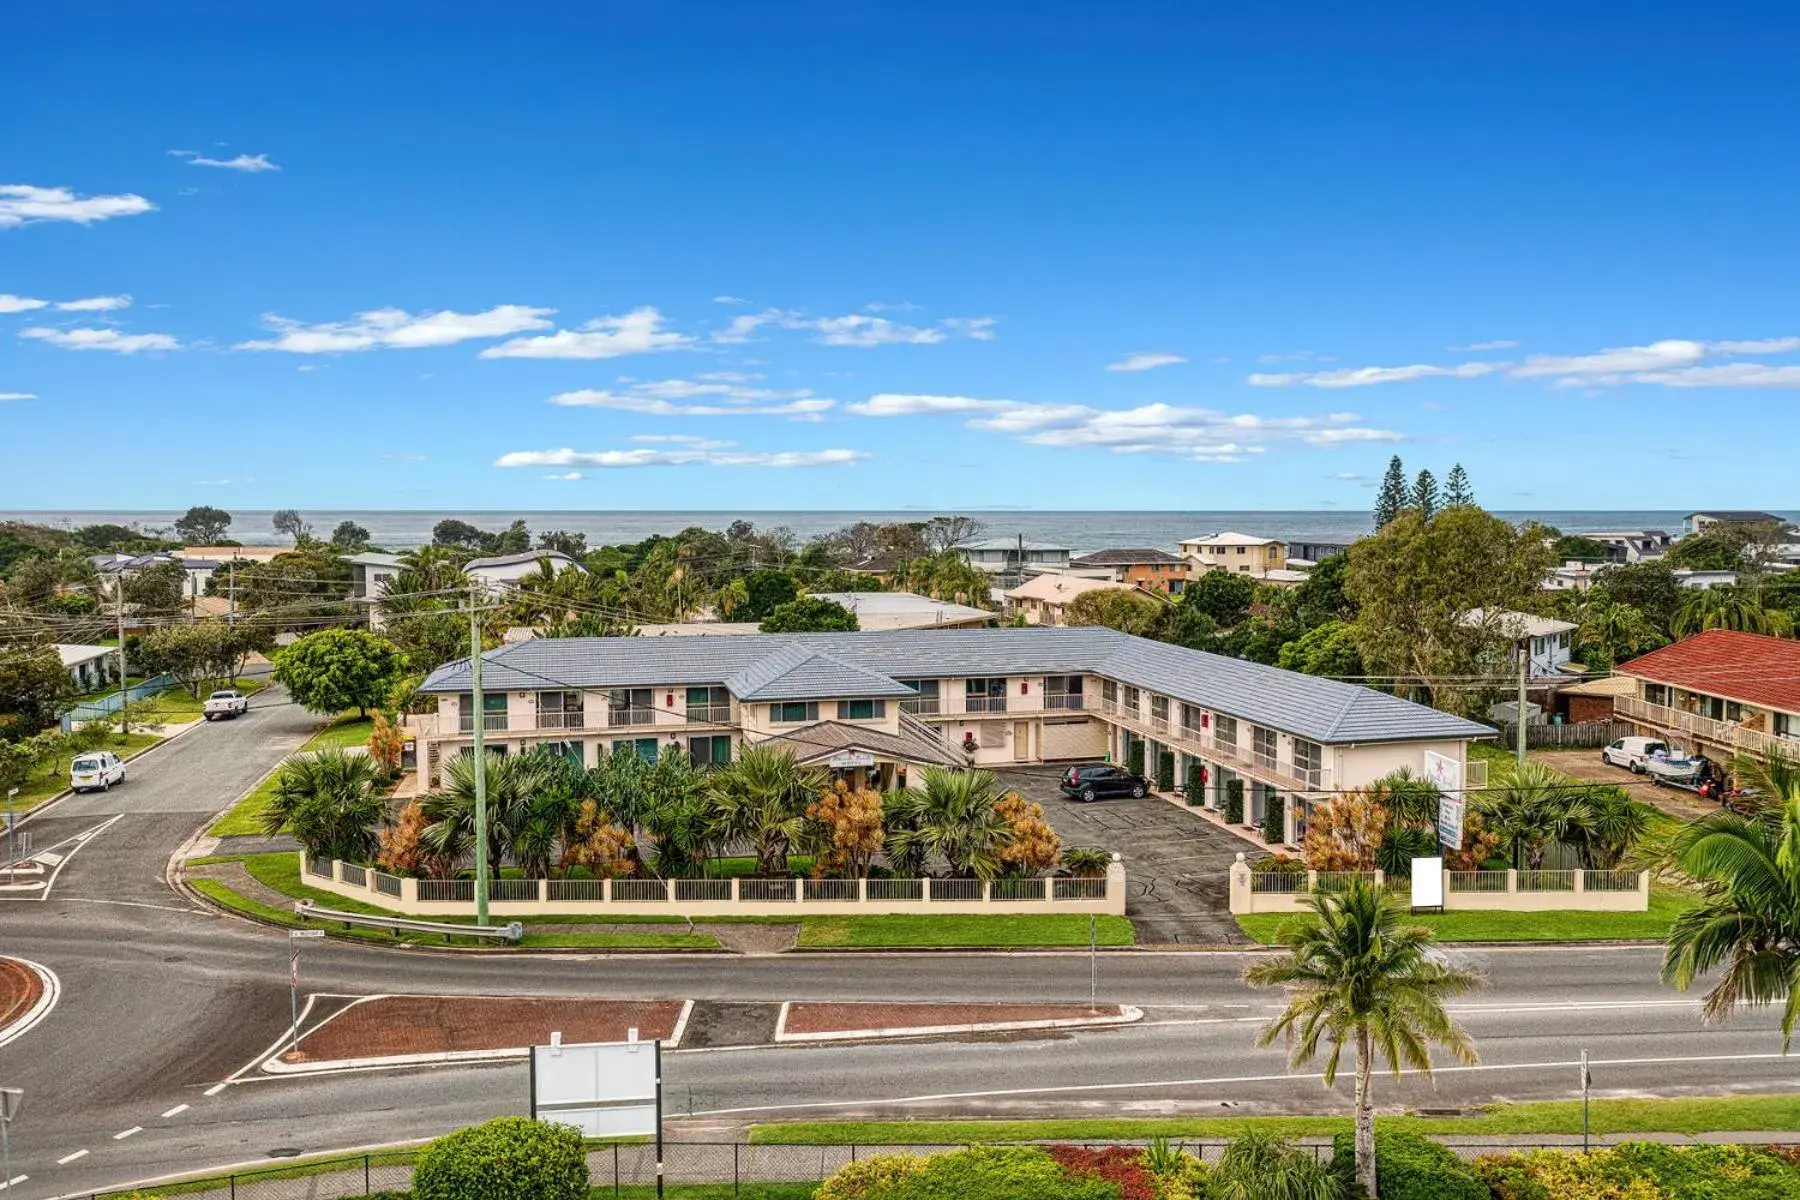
[292,900,523,943]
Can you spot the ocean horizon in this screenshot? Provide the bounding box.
[7,507,1790,554]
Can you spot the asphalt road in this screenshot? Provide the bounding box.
[0,694,1793,1198]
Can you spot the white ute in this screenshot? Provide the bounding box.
[1602,735,1670,773]
[203,689,250,720]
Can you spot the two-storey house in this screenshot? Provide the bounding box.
[410,626,1491,847]
[1614,629,1800,760]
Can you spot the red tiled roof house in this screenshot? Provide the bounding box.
[1614,629,1800,757]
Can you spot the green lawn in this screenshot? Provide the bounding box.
[1235,884,1697,945]
[751,1094,1800,1143]
[119,676,269,724]
[798,914,1134,948]
[205,712,378,837]
[305,713,374,749]
[8,730,167,812]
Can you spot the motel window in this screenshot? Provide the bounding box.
[898,679,940,715]
[1253,726,1278,768]
[837,699,886,721]
[611,737,660,763]
[1645,683,1669,706]
[770,701,820,724]
[1214,714,1237,749]
[686,735,733,766]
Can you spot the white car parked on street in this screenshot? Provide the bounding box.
[70,751,126,793]
[1602,735,1672,773]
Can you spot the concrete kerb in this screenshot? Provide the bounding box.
[0,956,60,1049]
[258,995,695,1075]
[772,1002,1144,1043]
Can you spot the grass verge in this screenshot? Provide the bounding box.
[1234,884,1696,945]
[206,712,377,837]
[117,676,269,723]
[305,713,375,749]
[797,914,1135,948]
[11,730,166,812]
[749,1095,1800,1143]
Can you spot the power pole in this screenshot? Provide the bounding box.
[116,578,129,738]
[468,594,490,926]
[227,562,236,619]
[1515,643,1528,767]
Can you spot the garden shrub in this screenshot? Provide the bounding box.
[1225,778,1245,824]
[1331,1130,1487,1200]
[411,1117,586,1200]
[1156,753,1175,793]
[858,1145,1115,1199]
[816,1154,928,1200]
[1046,1144,1155,1200]
[1127,740,1146,777]
[1261,794,1286,844]
[1253,853,1306,875]
[1184,761,1204,804]
[1475,1142,1800,1200]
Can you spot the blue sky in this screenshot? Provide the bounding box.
[4,2,1799,512]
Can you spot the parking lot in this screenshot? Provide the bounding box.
[995,767,1258,945]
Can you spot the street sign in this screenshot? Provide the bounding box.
[531,1035,660,1139]
[1410,857,1445,909]
[289,929,325,939]
[1436,795,1465,849]
[0,1088,20,1122]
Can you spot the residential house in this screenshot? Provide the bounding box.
[1460,608,1578,678]
[1684,511,1789,535]
[1005,574,1147,626]
[56,643,119,693]
[1543,561,1601,592]
[89,552,220,603]
[177,545,289,565]
[1554,675,1634,725]
[1287,540,1356,566]
[1066,548,1190,595]
[1614,629,1800,760]
[1178,531,1288,579]
[809,591,992,630]
[1673,568,1738,590]
[465,549,586,595]
[1583,530,1672,564]
[409,625,1493,845]
[347,551,404,629]
[957,539,1074,582]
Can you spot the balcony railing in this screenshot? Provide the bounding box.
[458,713,509,733]
[1097,696,1119,715]
[1617,694,1800,757]
[900,697,942,716]
[535,709,584,730]
[1149,714,1170,735]
[685,704,733,724]
[608,707,657,727]
[1045,693,1085,711]
[965,695,1008,714]
[1103,703,1336,794]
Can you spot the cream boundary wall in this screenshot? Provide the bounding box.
[300,854,1129,918]
[1227,859,1650,914]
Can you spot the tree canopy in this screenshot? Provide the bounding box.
[173,505,232,544]
[759,596,859,633]
[273,628,408,716]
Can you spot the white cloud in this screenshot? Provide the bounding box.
[865,301,923,313]
[1628,363,1800,388]
[496,446,867,470]
[712,295,748,305]
[1449,340,1518,351]
[850,392,1400,463]
[543,471,585,481]
[0,294,48,313]
[629,434,733,449]
[57,294,131,312]
[1249,361,1503,388]
[19,326,179,353]
[547,377,833,417]
[169,150,280,173]
[0,184,156,228]
[711,307,996,347]
[1512,339,1704,377]
[380,452,429,461]
[1106,352,1187,373]
[481,306,692,360]
[1256,350,1319,364]
[240,304,554,353]
[1705,336,1800,355]
[0,392,35,401]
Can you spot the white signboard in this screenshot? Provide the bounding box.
[531,1036,659,1139]
[1410,857,1445,909]
[827,750,876,769]
[1437,795,1466,849]
[1422,750,1463,796]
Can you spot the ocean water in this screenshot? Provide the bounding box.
[7,508,1789,554]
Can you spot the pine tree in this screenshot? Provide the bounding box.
[1445,463,1474,508]
[1373,456,1408,528]
[1412,469,1440,520]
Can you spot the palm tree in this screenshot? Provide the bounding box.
[261,749,388,863]
[705,745,827,876]
[420,749,557,872]
[887,767,1013,879]
[1660,780,1800,1048]
[1674,588,1796,638]
[1244,879,1482,1198]
[1475,760,1576,870]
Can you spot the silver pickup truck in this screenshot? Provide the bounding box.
[202,689,250,720]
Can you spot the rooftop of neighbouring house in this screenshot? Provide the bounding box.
[55,643,116,668]
[418,625,1494,746]
[1069,548,1186,567]
[961,538,1072,553]
[465,549,585,571]
[1461,608,1579,639]
[1616,629,1800,715]
[1180,530,1284,547]
[809,591,992,629]
[1004,573,1138,604]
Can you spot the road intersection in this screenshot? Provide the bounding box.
[0,688,1791,1198]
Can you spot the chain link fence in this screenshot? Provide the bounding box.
[85,1136,1800,1199]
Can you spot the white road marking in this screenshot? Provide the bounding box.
[0,958,61,1050]
[0,1173,29,1189]
[58,897,209,914]
[204,1082,229,1096]
[113,1126,142,1140]
[160,1104,189,1118]
[56,1150,88,1165]
[27,814,125,902]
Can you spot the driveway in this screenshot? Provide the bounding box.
[994,767,1256,946]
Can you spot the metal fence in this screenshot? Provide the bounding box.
[89,1136,1800,1199]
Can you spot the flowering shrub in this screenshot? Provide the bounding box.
[814,1153,928,1200]
[1045,1144,1156,1200]
[1475,1142,1800,1200]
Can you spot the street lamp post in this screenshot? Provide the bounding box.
[0,1087,21,1192]
[4,788,17,885]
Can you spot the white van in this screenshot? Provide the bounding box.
[70,751,127,793]
[1602,736,1671,773]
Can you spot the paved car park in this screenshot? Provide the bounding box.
[994,767,1257,945]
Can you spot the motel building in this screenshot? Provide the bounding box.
[409,627,1491,845]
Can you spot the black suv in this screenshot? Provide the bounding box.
[1060,763,1150,802]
